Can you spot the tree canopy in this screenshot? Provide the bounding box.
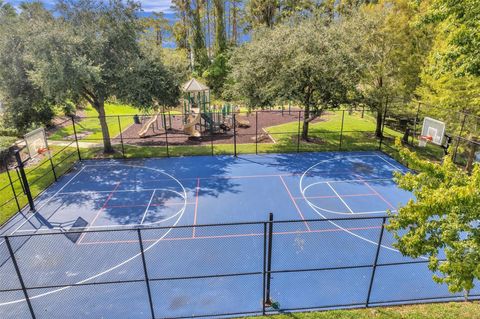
[6,0,179,152]
[228,15,362,139]
[389,140,480,296]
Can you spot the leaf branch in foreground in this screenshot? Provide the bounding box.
[388,139,480,296]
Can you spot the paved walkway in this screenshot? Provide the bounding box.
[48,139,102,148]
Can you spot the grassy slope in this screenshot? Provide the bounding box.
[238,302,480,319]
[49,103,139,141]
[0,145,79,225]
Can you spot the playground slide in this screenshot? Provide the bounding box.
[138,114,159,138]
[184,112,201,137]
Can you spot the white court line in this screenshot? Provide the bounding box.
[0,163,188,307]
[299,154,423,256]
[141,190,156,224]
[58,188,186,197]
[306,200,392,215]
[376,155,404,171]
[8,166,87,236]
[326,182,353,214]
[14,188,188,233]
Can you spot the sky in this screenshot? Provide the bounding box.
[6,0,176,16]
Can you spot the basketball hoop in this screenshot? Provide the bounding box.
[418,135,432,147]
[37,147,49,155]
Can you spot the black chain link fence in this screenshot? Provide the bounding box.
[1,216,479,319]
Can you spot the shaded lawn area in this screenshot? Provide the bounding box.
[49,103,183,142]
[236,302,480,319]
[264,111,401,152]
[49,103,140,141]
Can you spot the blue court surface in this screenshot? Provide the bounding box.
[1,151,478,319]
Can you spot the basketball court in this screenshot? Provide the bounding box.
[1,151,477,319]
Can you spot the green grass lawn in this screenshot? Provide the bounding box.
[0,145,79,225]
[49,103,140,141]
[49,103,182,142]
[237,302,480,319]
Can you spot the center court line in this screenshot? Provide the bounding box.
[140,190,156,224]
[279,175,311,231]
[326,182,354,214]
[192,178,200,238]
[78,225,382,245]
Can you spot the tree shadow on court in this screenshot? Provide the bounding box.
[21,157,247,227]
[246,151,405,187]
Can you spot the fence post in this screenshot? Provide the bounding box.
[378,134,384,151]
[262,220,268,315]
[264,212,274,307]
[47,152,57,182]
[255,111,258,155]
[71,116,82,161]
[297,111,301,153]
[453,113,467,163]
[117,116,126,159]
[381,98,389,135]
[210,129,214,156]
[14,151,34,211]
[339,110,345,150]
[164,123,170,157]
[411,102,421,145]
[5,158,21,213]
[366,217,386,307]
[137,229,156,319]
[5,236,36,319]
[233,113,237,157]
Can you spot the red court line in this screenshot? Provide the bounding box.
[192,178,200,238]
[363,182,397,210]
[78,225,381,245]
[279,175,311,231]
[78,182,121,244]
[105,202,195,209]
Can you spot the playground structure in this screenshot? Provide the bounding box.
[182,78,234,137]
[138,113,172,138]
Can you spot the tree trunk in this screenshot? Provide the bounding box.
[465,136,478,173]
[375,108,383,138]
[302,105,310,140]
[232,1,237,45]
[94,98,114,153]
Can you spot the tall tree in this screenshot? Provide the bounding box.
[389,140,480,297]
[357,0,432,137]
[230,0,241,45]
[171,0,189,49]
[245,0,278,29]
[229,16,361,139]
[0,3,56,132]
[416,19,480,171]
[427,0,480,77]
[213,0,227,54]
[26,0,179,153]
[187,0,210,73]
[141,12,170,46]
